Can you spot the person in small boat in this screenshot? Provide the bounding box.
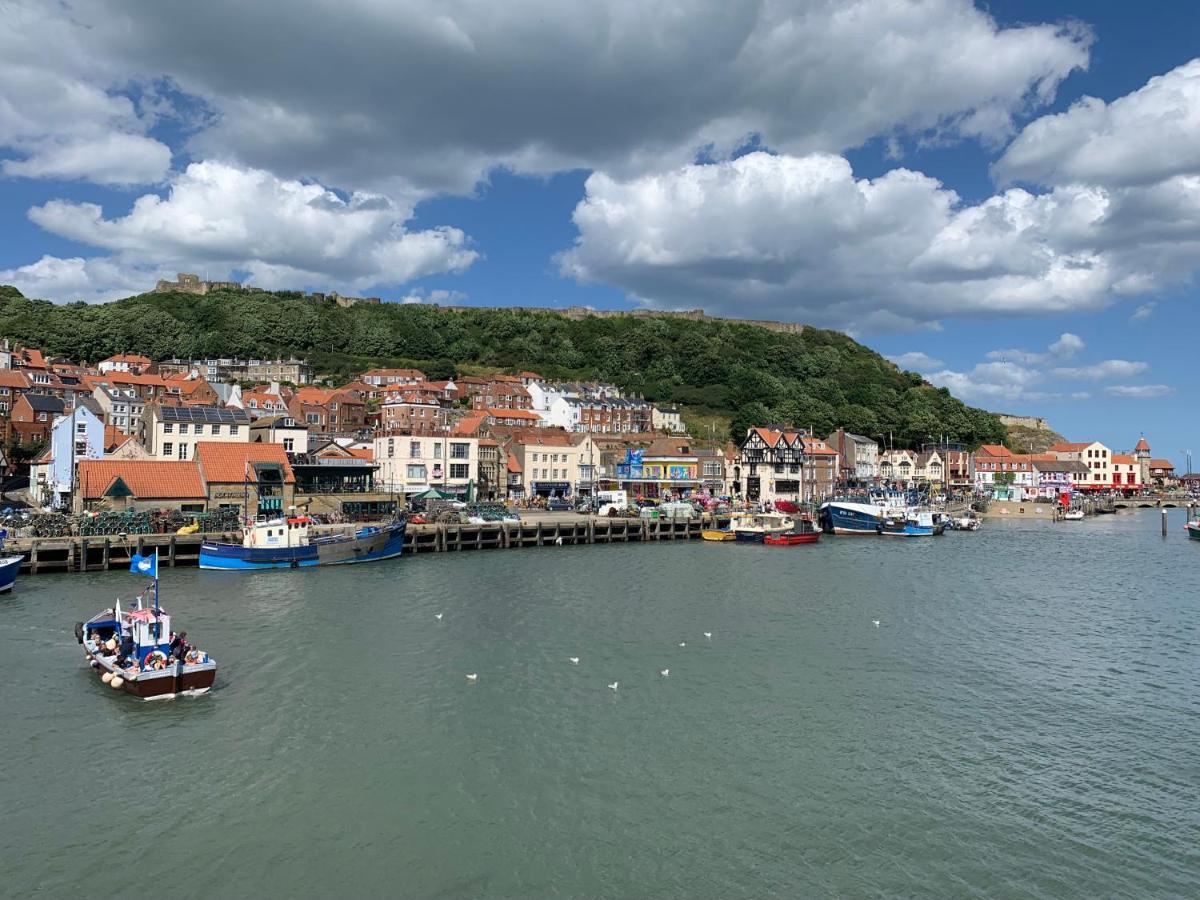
[168,631,189,660]
[115,634,136,667]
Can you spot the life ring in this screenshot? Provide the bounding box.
[144,650,168,670]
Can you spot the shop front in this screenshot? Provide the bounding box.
[531,480,571,498]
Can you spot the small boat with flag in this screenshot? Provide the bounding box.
[0,527,20,593]
[75,551,216,700]
[200,514,406,570]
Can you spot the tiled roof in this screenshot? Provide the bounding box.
[451,414,487,436]
[103,425,132,451]
[104,353,152,364]
[194,441,295,483]
[1149,458,1174,469]
[79,460,205,499]
[486,407,541,420]
[0,370,30,389]
[1047,442,1092,452]
[1111,454,1136,464]
[24,394,66,413]
[507,452,522,473]
[348,447,374,461]
[1134,436,1151,451]
[976,444,1012,457]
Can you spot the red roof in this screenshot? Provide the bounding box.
[1112,454,1136,464]
[976,444,1012,457]
[451,414,487,436]
[0,370,30,389]
[16,347,46,368]
[1149,458,1174,469]
[348,447,374,461]
[103,425,133,451]
[79,460,205,499]
[486,407,540,421]
[103,353,152,365]
[1134,436,1151,452]
[194,441,295,484]
[1047,442,1092,452]
[507,452,522,474]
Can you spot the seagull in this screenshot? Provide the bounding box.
[435,613,443,620]
[466,673,478,683]
[678,642,687,647]
[555,536,563,546]
[608,681,619,691]
[703,632,712,639]
[872,619,880,627]
[569,657,580,665]
[660,668,670,677]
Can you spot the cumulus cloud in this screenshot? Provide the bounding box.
[561,151,1200,330]
[1048,332,1085,357]
[0,3,172,184]
[20,161,479,300]
[1130,302,1156,322]
[1103,384,1173,399]
[1051,359,1148,380]
[5,0,1088,196]
[399,288,468,305]
[996,59,1200,188]
[887,351,944,371]
[0,255,152,304]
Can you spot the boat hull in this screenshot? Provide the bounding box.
[84,647,217,700]
[0,555,20,593]
[200,521,406,570]
[734,530,765,543]
[1188,523,1200,540]
[764,531,820,546]
[821,502,884,535]
[701,529,735,542]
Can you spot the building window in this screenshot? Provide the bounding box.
[163,422,174,433]
[410,440,420,458]
[283,437,294,452]
[178,443,189,460]
[450,442,469,459]
[163,442,173,456]
[179,423,189,434]
[212,424,221,435]
[230,425,239,435]
[433,442,443,459]
[407,464,427,480]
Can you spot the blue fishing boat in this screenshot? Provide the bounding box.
[0,528,20,592]
[878,511,944,537]
[200,515,406,570]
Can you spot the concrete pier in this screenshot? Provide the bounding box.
[8,515,730,576]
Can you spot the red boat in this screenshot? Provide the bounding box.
[763,530,820,546]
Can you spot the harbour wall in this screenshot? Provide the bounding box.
[8,515,730,576]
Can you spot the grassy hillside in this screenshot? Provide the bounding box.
[0,285,1006,446]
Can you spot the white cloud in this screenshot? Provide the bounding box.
[22,161,478,300]
[1130,302,1156,322]
[399,288,468,305]
[996,59,1200,188]
[1051,359,1149,380]
[0,3,172,184]
[0,255,151,304]
[1103,384,1173,398]
[887,351,944,371]
[1049,332,1084,357]
[5,0,1087,195]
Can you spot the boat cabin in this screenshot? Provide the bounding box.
[243,516,313,549]
[126,608,171,663]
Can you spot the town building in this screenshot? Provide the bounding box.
[359,368,426,388]
[36,398,106,508]
[373,433,479,497]
[800,435,839,500]
[380,390,449,433]
[651,406,685,434]
[827,429,879,483]
[1047,441,1112,490]
[483,407,543,428]
[140,404,251,460]
[508,430,597,498]
[469,381,532,411]
[286,387,366,436]
[194,441,295,518]
[1148,459,1176,488]
[8,393,65,446]
[158,357,312,384]
[98,353,153,375]
[0,369,30,416]
[736,427,805,504]
[78,459,208,513]
[249,415,310,456]
[91,383,146,436]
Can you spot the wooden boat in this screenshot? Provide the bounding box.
[701,529,736,541]
[74,554,216,700]
[201,515,406,570]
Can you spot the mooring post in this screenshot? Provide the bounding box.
[1162,507,1168,536]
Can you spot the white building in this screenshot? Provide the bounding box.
[35,399,106,508]
[1048,441,1112,489]
[373,433,479,496]
[140,404,251,460]
[652,406,685,433]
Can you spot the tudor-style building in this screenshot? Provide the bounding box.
[737,427,805,504]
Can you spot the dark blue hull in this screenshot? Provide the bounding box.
[0,555,20,592]
[200,522,406,570]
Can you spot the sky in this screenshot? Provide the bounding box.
[1,1,1198,469]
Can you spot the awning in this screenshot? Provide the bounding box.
[410,487,456,500]
[531,482,570,491]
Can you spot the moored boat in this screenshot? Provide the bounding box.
[763,529,820,546]
[75,552,216,700]
[732,512,796,543]
[701,528,736,541]
[1186,519,1200,540]
[879,510,943,537]
[1063,509,1085,521]
[200,515,406,570]
[0,527,20,592]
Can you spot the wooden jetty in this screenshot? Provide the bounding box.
[8,515,731,576]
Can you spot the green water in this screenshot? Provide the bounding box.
[3,510,1198,898]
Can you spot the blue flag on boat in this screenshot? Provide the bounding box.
[130,551,158,578]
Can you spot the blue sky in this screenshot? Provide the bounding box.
[1,1,1197,468]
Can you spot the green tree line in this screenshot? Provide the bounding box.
[0,285,1005,447]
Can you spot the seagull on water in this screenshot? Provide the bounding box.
[660,668,670,677]
[703,632,712,639]
[466,673,478,683]
[872,619,880,627]
[608,681,619,691]
[569,657,580,665]
[678,641,687,647]
[435,613,443,620]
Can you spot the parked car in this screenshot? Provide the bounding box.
[546,498,571,511]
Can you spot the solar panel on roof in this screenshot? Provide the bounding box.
[159,405,248,423]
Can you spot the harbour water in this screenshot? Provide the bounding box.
[3,509,1198,898]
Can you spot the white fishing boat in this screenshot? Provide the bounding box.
[1063,509,1085,521]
